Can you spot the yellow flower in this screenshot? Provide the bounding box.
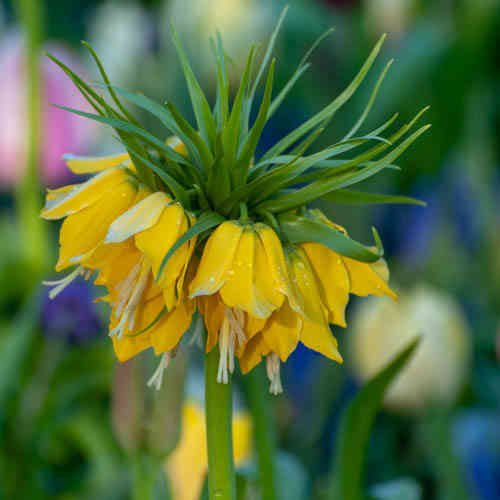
[42,143,197,384]
[165,400,252,500]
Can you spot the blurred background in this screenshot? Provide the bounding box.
[0,0,499,499]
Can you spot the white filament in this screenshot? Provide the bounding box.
[43,266,84,299]
[147,352,172,390]
[266,353,283,395]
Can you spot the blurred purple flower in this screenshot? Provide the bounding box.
[0,33,95,189]
[41,281,101,344]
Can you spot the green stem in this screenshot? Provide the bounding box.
[205,348,236,500]
[131,453,158,500]
[17,0,49,283]
[245,365,278,500]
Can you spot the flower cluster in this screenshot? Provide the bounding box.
[42,12,428,393]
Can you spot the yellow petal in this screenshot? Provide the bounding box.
[167,136,189,157]
[342,256,397,300]
[46,184,80,201]
[106,192,171,244]
[238,333,270,374]
[63,152,130,174]
[219,228,277,319]
[55,180,137,271]
[189,221,243,298]
[261,301,301,362]
[301,242,350,327]
[198,294,226,353]
[300,318,343,363]
[151,299,194,355]
[93,245,142,288]
[41,166,129,219]
[255,224,303,314]
[287,247,328,325]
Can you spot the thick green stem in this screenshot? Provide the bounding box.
[131,453,157,500]
[245,365,278,500]
[205,348,236,500]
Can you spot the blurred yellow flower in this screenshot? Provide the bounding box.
[165,400,252,500]
[350,283,471,412]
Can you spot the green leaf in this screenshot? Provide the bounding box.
[157,211,225,281]
[278,214,381,262]
[268,27,334,119]
[328,339,420,500]
[170,23,217,151]
[233,59,275,185]
[258,124,431,213]
[0,294,39,426]
[322,189,426,206]
[261,34,387,163]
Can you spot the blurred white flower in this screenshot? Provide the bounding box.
[350,284,471,413]
[161,0,273,84]
[86,1,154,85]
[364,0,415,38]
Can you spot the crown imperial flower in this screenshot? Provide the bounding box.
[41,11,428,393]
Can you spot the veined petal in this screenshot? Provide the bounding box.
[106,192,170,244]
[255,224,303,314]
[220,228,277,319]
[287,246,329,325]
[151,298,194,355]
[63,152,130,174]
[239,333,270,374]
[41,166,129,220]
[342,256,397,300]
[261,301,301,362]
[300,319,343,363]
[198,294,225,353]
[55,180,137,271]
[189,221,243,298]
[301,242,350,327]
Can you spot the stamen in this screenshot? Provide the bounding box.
[217,308,247,384]
[109,262,150,340]
[225,307,246,346]
[147,352,172,390]
[189,314,205,348]
[114,261,142,317]
[43,266,84,299]
[266,353,283,395]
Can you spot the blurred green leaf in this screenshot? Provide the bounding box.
[370,478,422,500]
[321,189,426,206]
[328,339,420,500]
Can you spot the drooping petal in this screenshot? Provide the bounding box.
[106,191,170,244]
[300,319,343,363]
[287,246,329,325]
[151,299,195,355]
[301,242,350,327]
[238,333,270,374]
[255,223,302,314]
[342,256,397,300]
[219,228,278,319]
[63,152,130,174]
[261,301,301,362]
[41,166,129,219]
[46,184,80,200]
[55,180,137,271]
[198,294,225,353]
[189,221,243,298]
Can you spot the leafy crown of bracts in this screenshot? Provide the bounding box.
[47,6,429,283]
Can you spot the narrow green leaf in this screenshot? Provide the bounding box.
[279,214,381,262]
[215,31,229,130]
[157,211,225,281]
[81,41,139,126]
[233,59,275,185]
[165,101,214,168]
[258,124,431,213]
[261,34,387,162]
[328,339,420,500]
[321,189,426,206]
[244,6,288,125]
[342,59,393,141]
[170,23,217,151]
